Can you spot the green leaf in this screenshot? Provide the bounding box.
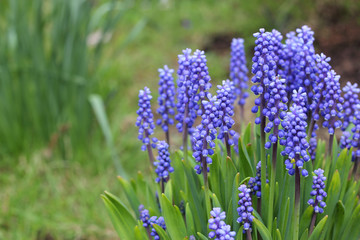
[236,226,244,240]
[299,206,313,234]
[299,228,308,240]
[197,232,209,240]
[134,224,149,240]
[332,200,345,239]
[238,136,255,177]
[164,179,173,202]
[185,203,196,237]
[101,191,136,239]
[160,194,187,238]
[118,176,141,215]
[276,229,282,240]
[253,218,272,240]
[323,171,341,217]
[308,215,328,240]
[153,224,171,240]
[232,173,241,233]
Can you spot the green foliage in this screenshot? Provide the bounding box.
[103,124,360,239]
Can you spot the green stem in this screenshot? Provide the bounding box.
[294,167,301,240]
[267,126,278,229]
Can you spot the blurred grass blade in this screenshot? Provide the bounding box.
[89,94,127,178]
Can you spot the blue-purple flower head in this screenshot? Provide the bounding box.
[237,184,254,233]
[230,38,249,106]
[342,82,360,131]
[281,103,310,177]
[216,80,236,145]
[156,65,176,132]
[154,141,174,183]
[175,48,196,132]
[139,205,151,228]
[348,105,360,159]
[192,96,219,174]
[263,76,288,149]
[248,161,268,198]
[308,168,327,214]
[191,49,212,116]
[320,70,344,135]
[208,208,236,240]
[149,216,166,240]
[136,87,158,151]
[251,28,279,124]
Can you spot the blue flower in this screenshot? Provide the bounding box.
[216,80,236,146]
[320,70,344,135]
[175,48,196,133]
[192,96,219,174]
[263,76,288,149]
[251,28,279,125]
[136,87,158,151]
[237,184,254,233]
[341,105,360,160]
[139,205,151,228]
[154,141,174,183]
[156,65,176,132]
[149,216,166,240]
[208,208,236,240]
[342,82,360,131]
[230,38,249,106]
[191,49,212,116]
[308,168,327,214]
[281,103,310,177]
[248,161,268,198]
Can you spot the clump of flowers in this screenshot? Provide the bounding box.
[282,103,310,177]
[208,208,236,240]
[149,216,166,240]
[136,87,158,163]
[237,184,254,233]
[230,38,249,111]
[248,161,267,198]
[139,205,151,228]
[342,82,360,131]
[154,141,174,184]
[156,65,176,142]
[308,168,327,213]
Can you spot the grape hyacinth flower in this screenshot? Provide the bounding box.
[149,216,166,240]
[192,96,219,185]
[294,26,317,104]
[308,169,327,213]
[263,76,288,150]
[175,48,195,154]
[156,65,176,144]
[248,161,267,198]
[208,208,236,240]
[342,82,360,131]
[237,184,254,234]
[139,205,151,228]
[216,80,236,157]
[191,49,212,116]
[136,87,158,164]
[282,103,310,177]
[308,168,327,233]
[154,141,174,192]
[230,38,249,118]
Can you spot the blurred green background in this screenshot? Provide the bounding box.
[0,0,359,239]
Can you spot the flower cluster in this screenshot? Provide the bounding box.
[136,87,158,151]
[230,38,249,106]
[308,168,327,213]
[237,184,254,233]
[191,49,212,116]
[216,80,236,146]
[175,48,196,133]
[342,82,360,131]
[320,70,344,134]
[192,97,219,174]
[251,28,279,125]
[156,65,176,132]
[149,216,166,240]
[208,208,236,240]
[154,141,174,183]
[281,103,310,177]
[248,161,267,198]
[263,76,288,149]
[139,205,151,228]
